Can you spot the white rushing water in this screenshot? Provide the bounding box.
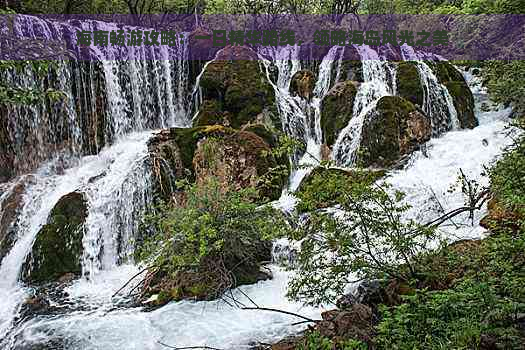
[3,66,514,350]
[0,132,153,344]
[260,45,345,191]
[332,45,396,167]
[400,45,460,134]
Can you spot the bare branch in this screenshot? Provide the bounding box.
[241,307,320,323]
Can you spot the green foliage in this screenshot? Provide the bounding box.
[377,278,524,349]
[295,167,384,213]
[138,177,289,297]
[487,117,525,224]
[0,61,65,105]
[483,62,525,116]
[377,226,525,349]
[298,331,368,350]
[287,170,438,305]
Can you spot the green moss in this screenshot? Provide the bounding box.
[431,61,477,129]
[199,56,276,129]
[243,124,277,147]
[193,99,224,127]
[358,96,430,168]
[321,81,358,146]
[396,62,424,107]
[296,167,385,213]
[23,192,87,283]
[167,126,235,180]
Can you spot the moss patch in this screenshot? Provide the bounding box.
[196,47,277,129]
[296,167,385,213]
[396,62,424,107]
[321,81,358,146]
[358,96,431,168]
[432,61,477,129]
[23,192,87,284]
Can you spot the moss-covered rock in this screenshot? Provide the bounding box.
[195,46,278,130]
[143,239,272,306]
[359,96,432,168]
[193,130,289,201]
[321,81,359,146]
[0,181,26,263]
[432,61,477,129]
[290,70,316,100]
[22,192,87,284]
[193,99,226,127]
[396,62,424,107]
[340,60,364,82]
[296,167,385,213]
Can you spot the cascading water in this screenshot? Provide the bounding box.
[260,45,345,191]
[0,132,154,344]
[400,45,460,134]
[332,45,397,167]
[2,15,192,182]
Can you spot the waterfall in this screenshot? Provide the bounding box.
[400,45,460,134]
[1,15,192,182]
[0,14,193,342]
[260,45,345,191]
[80,133,153,279]
[332,45,396,167]
[0,132,153,341]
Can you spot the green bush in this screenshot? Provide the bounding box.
[137,177,289,299]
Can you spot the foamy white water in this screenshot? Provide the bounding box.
[9,266,325,350]
[0,132,153,342]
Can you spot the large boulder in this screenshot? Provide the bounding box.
[22,192,87,284]
[321,81,359,146]
[290,69,316,100]
[359,96,432,168]
[432,61,477,129]
[396,61,424,107]
[0,180,27,263]
[194,46,278,130]
[147,125,288,202]
[193,130,289,201]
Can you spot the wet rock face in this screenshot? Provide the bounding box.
[0,181,27,263]
[290,69,316,100]
[480,195,523,234]
[396,61,424,107]
[433,61,478,129]
[359,96,432,168]
[0,106,15,183]
[193,130,288,201]
[321,81,359,146]
[147,129,187,202]
[195,46,279,130]
[22,192,87,284]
